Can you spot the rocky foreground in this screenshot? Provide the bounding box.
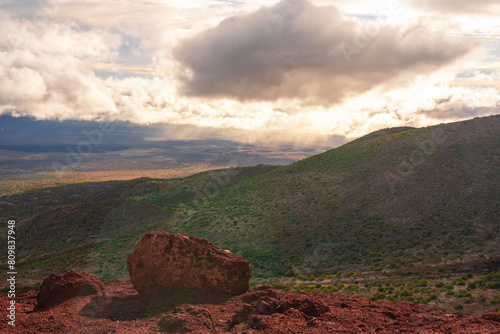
[1,278,499,333]
[2,232,499,333]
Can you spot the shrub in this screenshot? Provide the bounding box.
[401,290,413,297]
[428,293,438,300]
[346,284,360,293]
[365,282,375,289]
[419,279,428,287]
[422,293,438,304]
[369,292,387,301]
[457,290,472,298]
[296,274,308,280]
[475,271,500,289]
[320,286,332,293]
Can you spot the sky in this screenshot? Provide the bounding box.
[0,0,499,145]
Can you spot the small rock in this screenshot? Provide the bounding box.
[159,306,216,333]
[229,303,254,328]
[249,314,265,329]
[275,296,330,317]
[256,296,278,315]
[283,307,305,319]
[307,318,320,327]
[36,271,103,309]
[382,311,397,320]
[240,284,279,303]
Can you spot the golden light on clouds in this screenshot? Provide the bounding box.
[0,0,498,145]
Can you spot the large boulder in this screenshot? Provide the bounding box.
[127,232,251,295]
[36,271,104,309]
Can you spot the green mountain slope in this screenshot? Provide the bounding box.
[156,115,499,276]
[1,115,499,285]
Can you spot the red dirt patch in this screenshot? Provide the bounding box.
[1,280,499,333]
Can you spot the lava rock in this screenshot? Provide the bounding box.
[127,231,251,295]
[240,284,280,304]
[229,303,254,328]
[159,305,216,333]
[275,296,330,317]
[36,271,104,309]
[256,296,278,315]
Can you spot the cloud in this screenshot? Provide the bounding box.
[406,0,500,15]
[0,1,498,147]
[419,106,500,121]
[0,12,121,119]
[174,0,475,105]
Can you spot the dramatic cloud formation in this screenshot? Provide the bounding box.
[0,0,498,144]
[174,0,473,104]
[0,13,120,119]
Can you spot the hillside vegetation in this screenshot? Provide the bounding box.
[1,115,498,291]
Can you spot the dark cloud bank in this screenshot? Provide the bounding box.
[175,0,474,105]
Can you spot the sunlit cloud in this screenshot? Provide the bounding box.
[174,0,474,105]
[406,0,500,16]
[0,0,498,145]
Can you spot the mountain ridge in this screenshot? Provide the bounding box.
[0,115,499,287]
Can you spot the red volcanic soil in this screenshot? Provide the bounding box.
[1,279,499,333]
